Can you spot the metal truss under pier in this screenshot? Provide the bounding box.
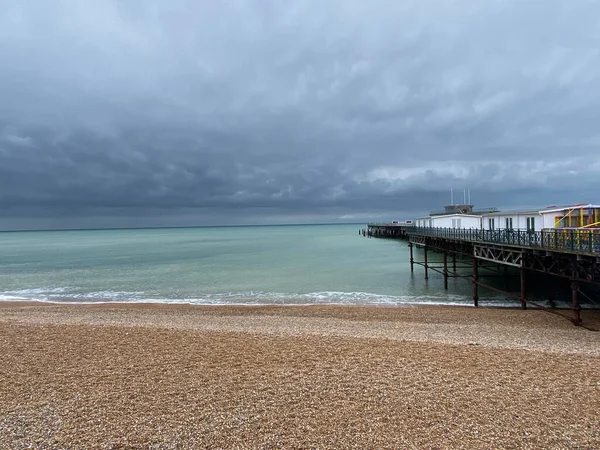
[404,227,600,325]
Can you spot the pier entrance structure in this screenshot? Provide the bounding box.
[366,204,600,325]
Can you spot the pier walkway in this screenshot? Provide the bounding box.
[407,227,600,255]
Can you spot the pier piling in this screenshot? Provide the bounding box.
[520,267,527,310]
[571,280,582,325]
[472,257,479,307]
[423,246,429,280]
[443,251,449,290]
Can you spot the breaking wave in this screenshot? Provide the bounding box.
[0,287,524,307]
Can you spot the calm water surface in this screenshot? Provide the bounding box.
[0,224,571,306]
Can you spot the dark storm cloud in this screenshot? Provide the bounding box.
[1,0,600,228]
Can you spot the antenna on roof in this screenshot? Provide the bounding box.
[463,189,466,204]
[468,189,471,205]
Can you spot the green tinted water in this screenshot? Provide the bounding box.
[0,224,557,306]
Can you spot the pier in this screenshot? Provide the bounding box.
[362,222,413,239]
[365,223,600,325]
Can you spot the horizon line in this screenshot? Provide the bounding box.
[0,221,368,233]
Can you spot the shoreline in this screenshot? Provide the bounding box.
[0,299,530,308]
[1,298,598,320]
[2,301,599,355]
[0,297,592,311]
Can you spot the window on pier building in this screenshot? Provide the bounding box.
[583,215,590,227]
[505,218,513,230]
[488,218,495,230]
[593,208,600,228]
[451,218,462,228]
[553,208,600,228]
[573,213,586,228]
[526,217,535,232]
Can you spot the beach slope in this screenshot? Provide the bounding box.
[1,303,599,448]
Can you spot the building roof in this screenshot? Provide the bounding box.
[431,206,499,216]
[540,204,600,214]
[414,203,600,221]
[416,213,482,220]
[431,213,482,219]
[483,208,540,217]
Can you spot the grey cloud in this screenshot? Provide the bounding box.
[1,0,600,229]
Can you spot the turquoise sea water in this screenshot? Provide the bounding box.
[0,224,572,306]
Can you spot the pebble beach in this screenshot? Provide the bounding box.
[1,302,599,449]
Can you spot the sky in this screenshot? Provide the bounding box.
[1,0,600,230]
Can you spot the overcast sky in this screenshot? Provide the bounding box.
[1,0,600,229]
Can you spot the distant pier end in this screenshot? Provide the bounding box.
[362,220,414,239]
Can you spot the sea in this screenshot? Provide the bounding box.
[0,224,581,307]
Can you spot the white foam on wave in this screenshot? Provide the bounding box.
[0,288,146,303]
[2,287,69,295]
[67,291,146,299]
[0,288,521,308]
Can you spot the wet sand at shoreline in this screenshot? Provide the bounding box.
[1,303,599,448]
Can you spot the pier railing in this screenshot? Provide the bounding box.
[368,222,414,227]
[407,227,600,254]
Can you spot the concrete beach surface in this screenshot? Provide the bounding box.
[1,303,599,449]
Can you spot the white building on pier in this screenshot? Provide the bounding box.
[414,203,600,231]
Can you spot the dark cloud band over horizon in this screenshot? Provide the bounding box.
[1,1,600,229]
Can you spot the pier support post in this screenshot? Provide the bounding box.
[571,280,582,325]
[545,273,556,308]
[452,253,457,273]
[443,251,449,290]
[409,243,414,273]
[520,266,527,310]
[424,246,429,280]
[504,265,509,290]
[472,256,479,307]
